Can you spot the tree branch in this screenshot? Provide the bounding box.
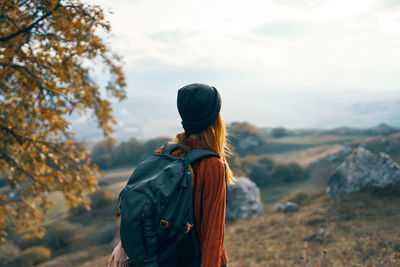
[0,1,61,43]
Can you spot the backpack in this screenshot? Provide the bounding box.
[117,142,219,267]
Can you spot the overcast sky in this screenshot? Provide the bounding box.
[80,0,400,139]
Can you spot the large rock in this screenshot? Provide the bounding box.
[326,147,400,198]
[226,177,263,221]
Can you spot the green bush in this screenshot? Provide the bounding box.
[90,188,114,210]
[248,157,310,187]
[242,155,274,175]
[91,137,171,169]
[248,156,275,187]
[0,244,20,266]
[272,163,310,184]
[271,127,287,138]
[20,246,51,266]
[45,221,80,251]
[97,223,118,245]
[249,163,274,187]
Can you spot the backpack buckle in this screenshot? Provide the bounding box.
[183,222,193,234]
[160,220,169,228]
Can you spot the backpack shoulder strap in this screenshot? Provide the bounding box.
[184,148,219,164]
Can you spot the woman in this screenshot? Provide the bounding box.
[108,83,235,267]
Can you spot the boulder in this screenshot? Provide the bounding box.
[226,177,263,221]
[340,145,352,156]
[326,147,400,198]
[273,201,299,213]
[303,228,329,242]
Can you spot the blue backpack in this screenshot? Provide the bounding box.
[117,142,219,267]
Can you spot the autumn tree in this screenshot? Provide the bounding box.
[0,0,126,240]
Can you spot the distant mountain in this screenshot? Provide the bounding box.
[70,96,400,143]
[261,123,399,138]
[312,99,400,130]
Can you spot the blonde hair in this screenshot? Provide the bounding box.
[174,113,236,184]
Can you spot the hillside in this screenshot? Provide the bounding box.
[2,125,400,266]
[56,189,400,267]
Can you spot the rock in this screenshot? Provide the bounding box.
[272,203,285,212]
[326,147,400,198]
[273,201,299,213]
[359,143,367,148]
[303,228,329,242]
[226,177,263,221]
[327,154,337,162]
[237,135,263,151]
[340,146,352,156]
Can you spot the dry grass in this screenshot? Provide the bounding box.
[37,243,115,267]
[225,190,400,267]
[272,135,360,145]
[271,144,344,167]
[100,167,134,184]
[75,190,400,267]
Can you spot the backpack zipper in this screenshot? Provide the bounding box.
[140,205,150,255]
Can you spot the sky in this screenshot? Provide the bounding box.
[77,0,400,140]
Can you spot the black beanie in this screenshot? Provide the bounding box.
[177,83,222,135]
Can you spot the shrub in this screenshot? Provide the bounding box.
[242,155,274,175]
[248,156,275,187]
[249,163,274,187]
[249,157,310,187]
[0,244,20,266]
[97,223,118,245]
[18,236,46,250]
[271,127,287,138]
[45,221,80,251]
[90,188,114,210]
[20,246,51,266]
[272,163,310,184]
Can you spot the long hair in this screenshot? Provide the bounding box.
[174,113,236,184]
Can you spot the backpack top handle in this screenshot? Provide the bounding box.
[161,142,183,155]
[161,142,219,164]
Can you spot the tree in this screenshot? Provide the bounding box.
[271,127,286,138]
[0,0,126,240]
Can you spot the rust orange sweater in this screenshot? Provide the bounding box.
[156,138,228,267]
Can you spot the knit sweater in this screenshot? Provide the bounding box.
[156,137,228,267]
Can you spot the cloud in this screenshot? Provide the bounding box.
[252,22,313,39]
[150,29,194,43]
[74,0,400,140]
[385,0,400,7]
[268,0,328,9]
